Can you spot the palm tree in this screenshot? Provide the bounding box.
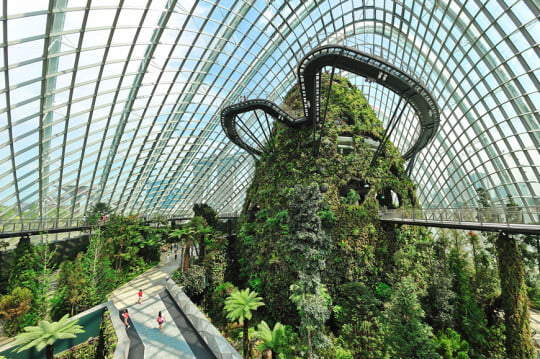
[170,227,195,271]
[14,314,84,359]
[194,222,213,261]
[224,288,265,358]
[252,320,288,359]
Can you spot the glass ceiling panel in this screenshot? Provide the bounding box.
[0,0,538,224]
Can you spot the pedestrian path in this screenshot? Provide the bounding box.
[108,246,215,359]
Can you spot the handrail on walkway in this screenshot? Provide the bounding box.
[0,212,240,238]
[380,206,539,225]
[380,207,540,235]
[0,218,88,233]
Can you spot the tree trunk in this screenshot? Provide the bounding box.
[183,239,191,272]
[307,328,312,359]
[243,319,249,359]
[46,344,54,359]
[496,232,536,358]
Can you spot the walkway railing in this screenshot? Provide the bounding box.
[0,212,241,236]
[0,218,88,233]
[380,206,540,234]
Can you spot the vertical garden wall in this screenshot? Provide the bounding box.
[226,74,534,358]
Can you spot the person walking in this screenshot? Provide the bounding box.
[123,309,130,328]
[157,311,165,332]
[137,289,143,304]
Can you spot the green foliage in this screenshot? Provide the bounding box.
[226,74,513,357]
[7,237,35,291]
[382,276,438,359]
[86,202,114,225]
[341,189,360,205]
[55,311,117,359]
[173,264,207,298]
[434,328,470,359]
[332,282,384,358]
[14,314,84,359]
[49,218,159,319]
[224,287,264,358]
[448,249,491,357]
[0,287,33,335]
[496,233,536,358]
[193,203,219,228]
[283,184,332,357]
[526,280,540,309]
[224,287,265,325]
[317,209,336,229]
[252,320,289,355]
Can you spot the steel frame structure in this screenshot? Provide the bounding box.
[0,0,538,224]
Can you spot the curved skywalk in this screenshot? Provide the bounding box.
[221,45,440,160]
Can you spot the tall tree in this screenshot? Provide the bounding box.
[81,230,117,308]
[7,236,34,291]
[224,287,265,358]
[27,242,56,319]
[284,184,332,358]
[496,232,535,358]
[193,203,219,228]
[86,202,114,225]
[54,257,86,317]
[383,276,439,359]
[448,248,490,357]
[170,226,195,271]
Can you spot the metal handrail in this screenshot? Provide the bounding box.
[0,218,90,233]
[380,206,540,226]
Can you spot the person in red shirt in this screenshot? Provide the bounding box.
[138,289,143,304]
[123,309,130,328]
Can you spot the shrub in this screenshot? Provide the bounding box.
[172,264,207,298]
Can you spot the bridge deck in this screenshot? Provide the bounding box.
[380,217,540,235]
[380,207,540,235]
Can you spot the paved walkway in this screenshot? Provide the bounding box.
[108,247,213,359]
[529,309,540,357]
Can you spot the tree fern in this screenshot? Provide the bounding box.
[15,314,84,359]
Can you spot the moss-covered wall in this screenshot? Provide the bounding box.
[229,74,424,324]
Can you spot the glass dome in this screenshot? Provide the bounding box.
[0,0,538,224]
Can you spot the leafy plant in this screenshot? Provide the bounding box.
[224,287,265,358]
[14,314,84,359]
[0,287,32,335]
[252,320,288,358]
[434,328,470,359]
[173,264,207,298]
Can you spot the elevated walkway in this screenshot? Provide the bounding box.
[221,45,440,160]
[380,207,540,235]
[108,248,239,359]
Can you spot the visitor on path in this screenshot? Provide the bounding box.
[174,251,178,261]
[167,254,170,263]
[138,289,143,304]
[123,309,130,328]
[157,311,165,332]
